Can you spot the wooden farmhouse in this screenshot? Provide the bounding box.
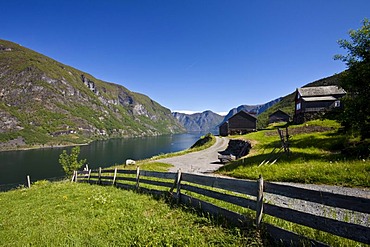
[293,85,346,124]
[219,111,257,136]
[268,110,290,124]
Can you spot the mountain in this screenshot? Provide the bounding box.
[0,39,185,150]
[221,98,282,124]
[173,98,281,133]
[172,111,224,133]
[256,73,342,128]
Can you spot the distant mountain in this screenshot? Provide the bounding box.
[173,98,281,133]
[0,39,185,150]
[221,98,282,124]
[172,111,224,133]
[256,73,342,128]
[173,73,343,133]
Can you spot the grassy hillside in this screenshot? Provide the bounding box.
[0,39,184,150]
[257,74,341,128]
[218,119,369,187]
[0,181,257,246]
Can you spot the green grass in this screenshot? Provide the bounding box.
[0,181,256,246]
[217,120,370,187]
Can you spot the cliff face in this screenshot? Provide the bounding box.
[172,111,224,133]
[0,40,185,150]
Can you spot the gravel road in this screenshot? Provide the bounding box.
[156,137,370,228]
[156,136,229,173]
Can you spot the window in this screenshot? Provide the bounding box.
[296,102,301,110]
[334,100,341,107]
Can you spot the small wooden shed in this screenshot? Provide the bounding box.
[269,110,290,124]
[219,122,229,137]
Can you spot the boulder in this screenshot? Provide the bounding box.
[126,159,136,165]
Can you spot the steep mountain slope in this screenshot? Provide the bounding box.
[256,73,342,128]
[172,111,224,133]
[0,40,185,150]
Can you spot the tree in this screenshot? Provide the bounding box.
[59,146,87,176]
[334,19,370,139]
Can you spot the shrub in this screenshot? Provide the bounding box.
[59,146,86,176]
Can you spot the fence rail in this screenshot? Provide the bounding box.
[75,168,370,246]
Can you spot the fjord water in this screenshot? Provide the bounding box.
[0,133,203,187]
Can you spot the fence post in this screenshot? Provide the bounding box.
[27,175,31,188]
[112,168,117,186]
[74,171,78,182]
[98,167,102,185]
[176,169,182,204]
[87,169,91,183]
[136,167,140,191]
[71,171,75,182]
[256,175,264,228]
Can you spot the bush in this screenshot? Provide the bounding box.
[59,146,86,176]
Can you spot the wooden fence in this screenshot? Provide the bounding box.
[74,168,370,246]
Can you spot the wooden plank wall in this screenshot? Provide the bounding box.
[76,168,370,245]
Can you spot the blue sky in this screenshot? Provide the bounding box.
[2,1,369,115]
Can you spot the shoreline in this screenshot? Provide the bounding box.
[0,142,90,153]
[0,132,189,153]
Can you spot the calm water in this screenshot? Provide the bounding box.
[0,133,203,187]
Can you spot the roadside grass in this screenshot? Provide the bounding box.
[0,181,256,246]
[148,133,216,160]
[217,120,370,188]
[115,161,173,172]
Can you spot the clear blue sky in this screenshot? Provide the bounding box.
[2,0,369,115]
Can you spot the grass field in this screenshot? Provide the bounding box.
[0,181,260,246]
[217,120,370,188]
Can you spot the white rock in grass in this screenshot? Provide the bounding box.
[126,159,136,165]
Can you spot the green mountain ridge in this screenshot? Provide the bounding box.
[0,39,185,150]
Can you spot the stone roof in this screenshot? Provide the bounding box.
[298,86,346,97]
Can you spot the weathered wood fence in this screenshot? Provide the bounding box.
[74,168,370,246]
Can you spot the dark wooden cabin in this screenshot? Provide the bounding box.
[228,110,257,135]
[293,85,346,124]
[219,122,229,137]
[269,110,290,124]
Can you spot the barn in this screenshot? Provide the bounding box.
[269,110,290,124]
[226,110,257,135]
[293,85,346,124]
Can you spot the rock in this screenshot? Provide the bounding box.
[126,159,136,165]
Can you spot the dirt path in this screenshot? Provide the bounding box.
[156,136,229,173]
